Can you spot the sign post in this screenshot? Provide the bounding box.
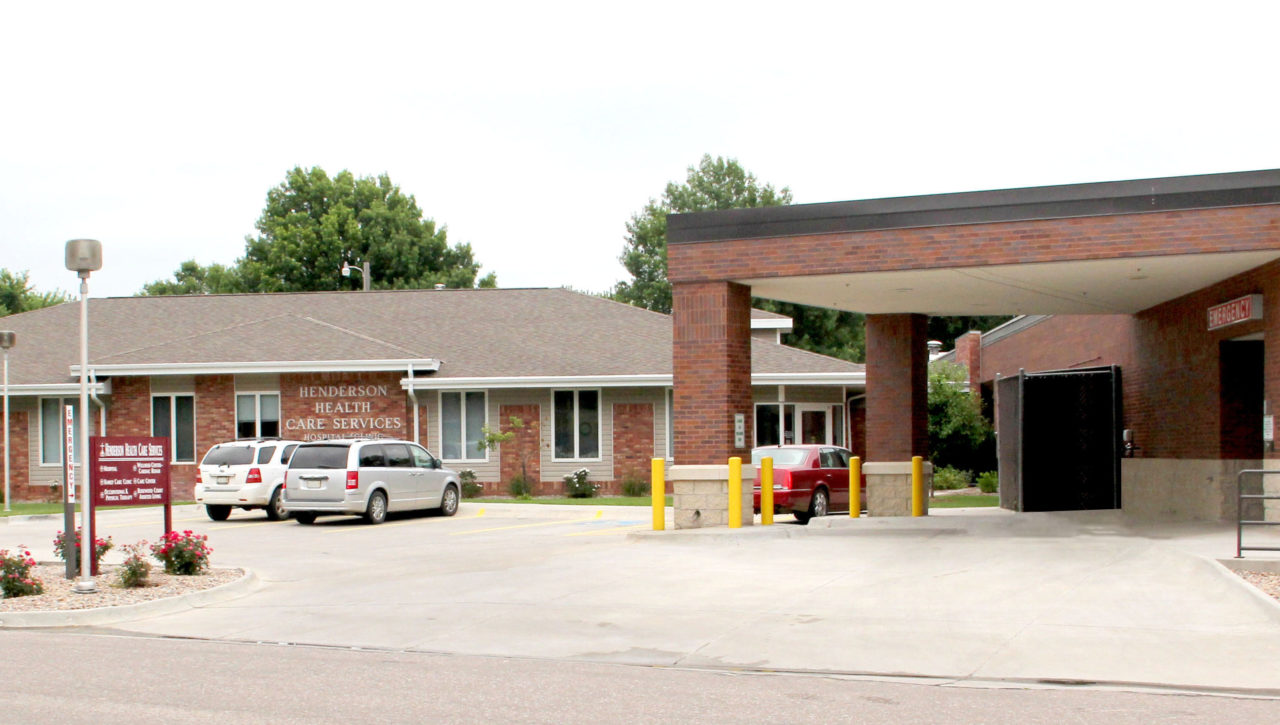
[62,405,77,579]
[89,436,172,563]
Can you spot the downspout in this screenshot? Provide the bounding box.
[89,370,106,435]
[407,364,420,445]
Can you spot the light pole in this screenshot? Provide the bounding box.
[0,331,14,513]
[341,260,371,291]
[65,239,101,594]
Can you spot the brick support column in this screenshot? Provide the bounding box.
[953,330,983,394]
[865,314,930,516]
[672,281,753,465]
[671,280,753,528]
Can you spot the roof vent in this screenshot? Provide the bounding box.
[434,283,446,290]
[927,340,943,356]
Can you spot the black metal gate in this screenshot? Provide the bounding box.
[995,366,1122,512]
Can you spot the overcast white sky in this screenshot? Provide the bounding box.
[3,1,1279,300]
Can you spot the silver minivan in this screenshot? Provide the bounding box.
[282,438,461,524]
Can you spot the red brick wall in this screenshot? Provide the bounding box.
[669,206,1280,283]
[4,411,32,502]
[981,316,1136,381]
[107,377,150,436]
[848,403,866,459]
[866,314,928,461]
[499,404,541,494]
[672,281,753,465]
[611,403,654,493]
[954,331,982,392]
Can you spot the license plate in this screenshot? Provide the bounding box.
[214,476,231,485]
[304,480,323,489]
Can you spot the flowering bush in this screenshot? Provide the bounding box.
[563,468,597,498]
[53,529,113,569]
[116,541,152,588]
[0,548,44,598]
[150,530,212,575]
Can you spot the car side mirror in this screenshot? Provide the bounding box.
[431,458,441,469]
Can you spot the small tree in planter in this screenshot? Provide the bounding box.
[563,468,597,498]
[480,415,541,498]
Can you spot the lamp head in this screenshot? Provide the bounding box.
[0,331,13,350]
[65,239,103,276]
[341,262,351,278]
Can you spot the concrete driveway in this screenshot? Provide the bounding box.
[3,502,1279,695]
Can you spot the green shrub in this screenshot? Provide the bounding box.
[0,548,43,598]
[508,475,533,499]
[459,469,483,499]
[563,468,598,498]
[932,466,972,491]
[151,530,211,575]
[116,541,152,588]
[621,475,649,498]
[976,471,999,494]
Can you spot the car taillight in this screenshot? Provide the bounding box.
[283,471,288,487]
[195,469,202,484]
[246,468,262,484]
[346,470,359,490]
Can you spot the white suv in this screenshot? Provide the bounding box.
[283,438,461,524]
[196,439,302,521]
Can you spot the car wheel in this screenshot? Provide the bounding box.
[364,490,388,525]
[294,512,317,525]
[810,488,829,518]
[793,510,812,524]
[265,487,289,521]
[205,504,231,521]
[440,485,459,517]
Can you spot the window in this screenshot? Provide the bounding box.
[665,388,674,459]
[754,403,796,446]
[440,391,486,461]
[256,446,276,465]
[358,445,387,468]
[40,398,84,465]
[152,395,196,462]
[236,393,280,439]
[553,390,599,460]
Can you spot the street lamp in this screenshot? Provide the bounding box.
[0,330,14,513]
[65,239,101,594]
[341,260,371,292]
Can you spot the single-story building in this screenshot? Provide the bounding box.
[0,287,863,501]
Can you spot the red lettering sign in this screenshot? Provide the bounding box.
[90,436,171,507]
[1207,295,1263,331]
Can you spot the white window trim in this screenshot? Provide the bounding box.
[550,388,603,462]
[235,391,281,440]
[152,393,197,463]
[438,390,489,463]
[38,397,84,467]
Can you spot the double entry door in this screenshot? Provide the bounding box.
[755,403,842,447]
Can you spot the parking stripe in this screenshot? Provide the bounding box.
[564,523,648,537]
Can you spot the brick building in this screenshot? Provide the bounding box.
[0,288,862,502]
[666,169,1280,525]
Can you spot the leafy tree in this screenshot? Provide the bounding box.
[612,156,866,362]
[0,269,71,317]
[142,167,496,295]
[928,315,1013,348]
[928,360,995,473]
[140,260,244,296]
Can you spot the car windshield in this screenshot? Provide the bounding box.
[751,448,808,466]
[289,444,351,469]
[202,445,253,466]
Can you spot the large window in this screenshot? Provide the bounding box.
[153,395,196,463]
[553,390,599,460]
[440,391,486,461]
[40,398,83,465]
[236,393,280,439]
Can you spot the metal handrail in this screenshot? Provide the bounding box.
[1235,469,1280,558]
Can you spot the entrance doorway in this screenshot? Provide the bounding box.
[1220,338,1264,459]
[755,403,845,447]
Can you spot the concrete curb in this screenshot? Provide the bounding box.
[0,568,259,629]
[1206,557,1280,622]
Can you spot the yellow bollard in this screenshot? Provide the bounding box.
[728,456,742,529]
[850,456,861,518]
[651,458,665,531]
[761,457,774,526]
[911,455,925,517]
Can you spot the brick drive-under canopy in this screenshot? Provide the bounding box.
[665,168,1280,469]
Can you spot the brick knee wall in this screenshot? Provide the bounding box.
[4,411,34,502]
[499,404,541,495]
[612,403,654,494]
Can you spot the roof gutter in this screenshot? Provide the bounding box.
[401,372,866,390]
[73,359,442,376]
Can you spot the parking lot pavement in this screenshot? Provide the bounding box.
[3,503,1280,695]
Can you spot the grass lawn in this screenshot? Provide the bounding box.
[471,496,673,507]
[0,502,196,517]
[930,493,999,508]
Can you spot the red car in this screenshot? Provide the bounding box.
[752,445,863,524]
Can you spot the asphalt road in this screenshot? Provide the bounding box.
[1,630,1276,724]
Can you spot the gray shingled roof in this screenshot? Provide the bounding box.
[0,288,864,386]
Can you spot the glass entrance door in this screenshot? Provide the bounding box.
[798,407,829,444]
